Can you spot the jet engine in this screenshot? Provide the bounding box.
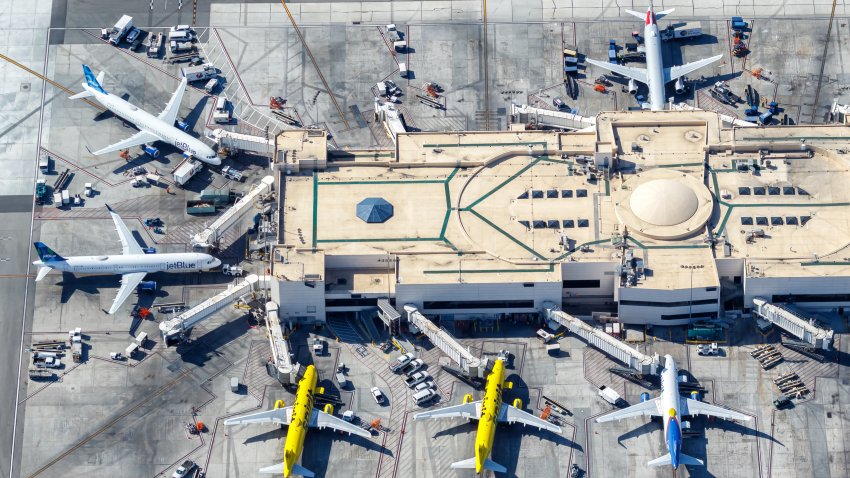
[462,393,474,404]
[628,78,638,94]
[142,145,161,159]
[675,77,686,94]
[323,403,334,415]
[640,392,651,403]
[174,120,190,132]
[513,398,523,409]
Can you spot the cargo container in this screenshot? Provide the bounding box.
[186,200,216,215]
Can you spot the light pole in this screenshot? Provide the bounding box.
[680,264,704,321]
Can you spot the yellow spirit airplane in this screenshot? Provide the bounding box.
[414,358,562,474]
[224,365,371,477]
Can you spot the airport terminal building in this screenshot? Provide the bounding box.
[270,110,850,326]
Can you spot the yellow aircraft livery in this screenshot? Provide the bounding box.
[224,364,372,477]
[414,358,563,474]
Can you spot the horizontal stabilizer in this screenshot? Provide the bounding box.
[69,90,94,100]
[623,9,645,20]
[450,457,506,473]
[647,453,672,467]
[36,267,51,282]
[656,8,674,21]
[258,463,315,476]
[678,453,705,466]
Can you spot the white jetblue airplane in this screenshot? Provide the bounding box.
[586,1,723,111]
[33,205,221,314]
[69,64,220,165]
[596,355,751,470]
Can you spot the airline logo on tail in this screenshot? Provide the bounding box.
[82,64,107,94]
[34,242,64,262]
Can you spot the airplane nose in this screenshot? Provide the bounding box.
[212,258,222,268]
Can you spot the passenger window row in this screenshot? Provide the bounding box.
[517,189,588,199]
[740,216,811,226]
[518,219,590,229]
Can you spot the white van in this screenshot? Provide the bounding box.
[413,388,436,406]
[168,30,192,42]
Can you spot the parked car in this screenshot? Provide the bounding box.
[370,386,386,404]
[389,352,415,373]
[413,388,437,406]
[172,460,196,478]
[413,380,433,392]
[405,371,431,388]
[401,358,425,375]
[125,27,141,44]
[773,395,793,410]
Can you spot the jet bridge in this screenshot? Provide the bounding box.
[542,302,659,375]
[265,301,298,384]
[403,305,484,378]
[752,298,834,350]
[159,274,270,344]
[191,175,275,250]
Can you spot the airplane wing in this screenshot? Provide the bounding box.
[309,409,372,438]
[680,398,751,421]
[91,129,160,156]
[413,401,481,421]
[595,398,662,423]
[498,404,562,433]
[586,58,648,84]
[665,54,723,82]
[108,272,146,314]
[223,406,294,426]
[157,78,188,126]
[106,205,144,255]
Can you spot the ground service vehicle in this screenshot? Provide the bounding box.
[109,15,133,45]
[172,160,203,186]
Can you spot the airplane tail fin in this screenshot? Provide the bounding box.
[82,64,107,94]
[33,242,64,262]
[450,457,507,473]
[35,267,52,282]
[257,462,314,477]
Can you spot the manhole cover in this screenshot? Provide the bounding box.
[20,82,30,92]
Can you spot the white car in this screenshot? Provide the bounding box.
[413,380,433,392]
[389,352,415,373]
[370,386,386,404]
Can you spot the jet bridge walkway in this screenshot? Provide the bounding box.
[159,274,270,344]
[543,302,659,375]
[264,301,297,384]
[403,305,484,377]
[191,175,275,250]
[752,297,834,350]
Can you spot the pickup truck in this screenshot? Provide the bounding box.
[389,352,415,373]
[405,371,431,388]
